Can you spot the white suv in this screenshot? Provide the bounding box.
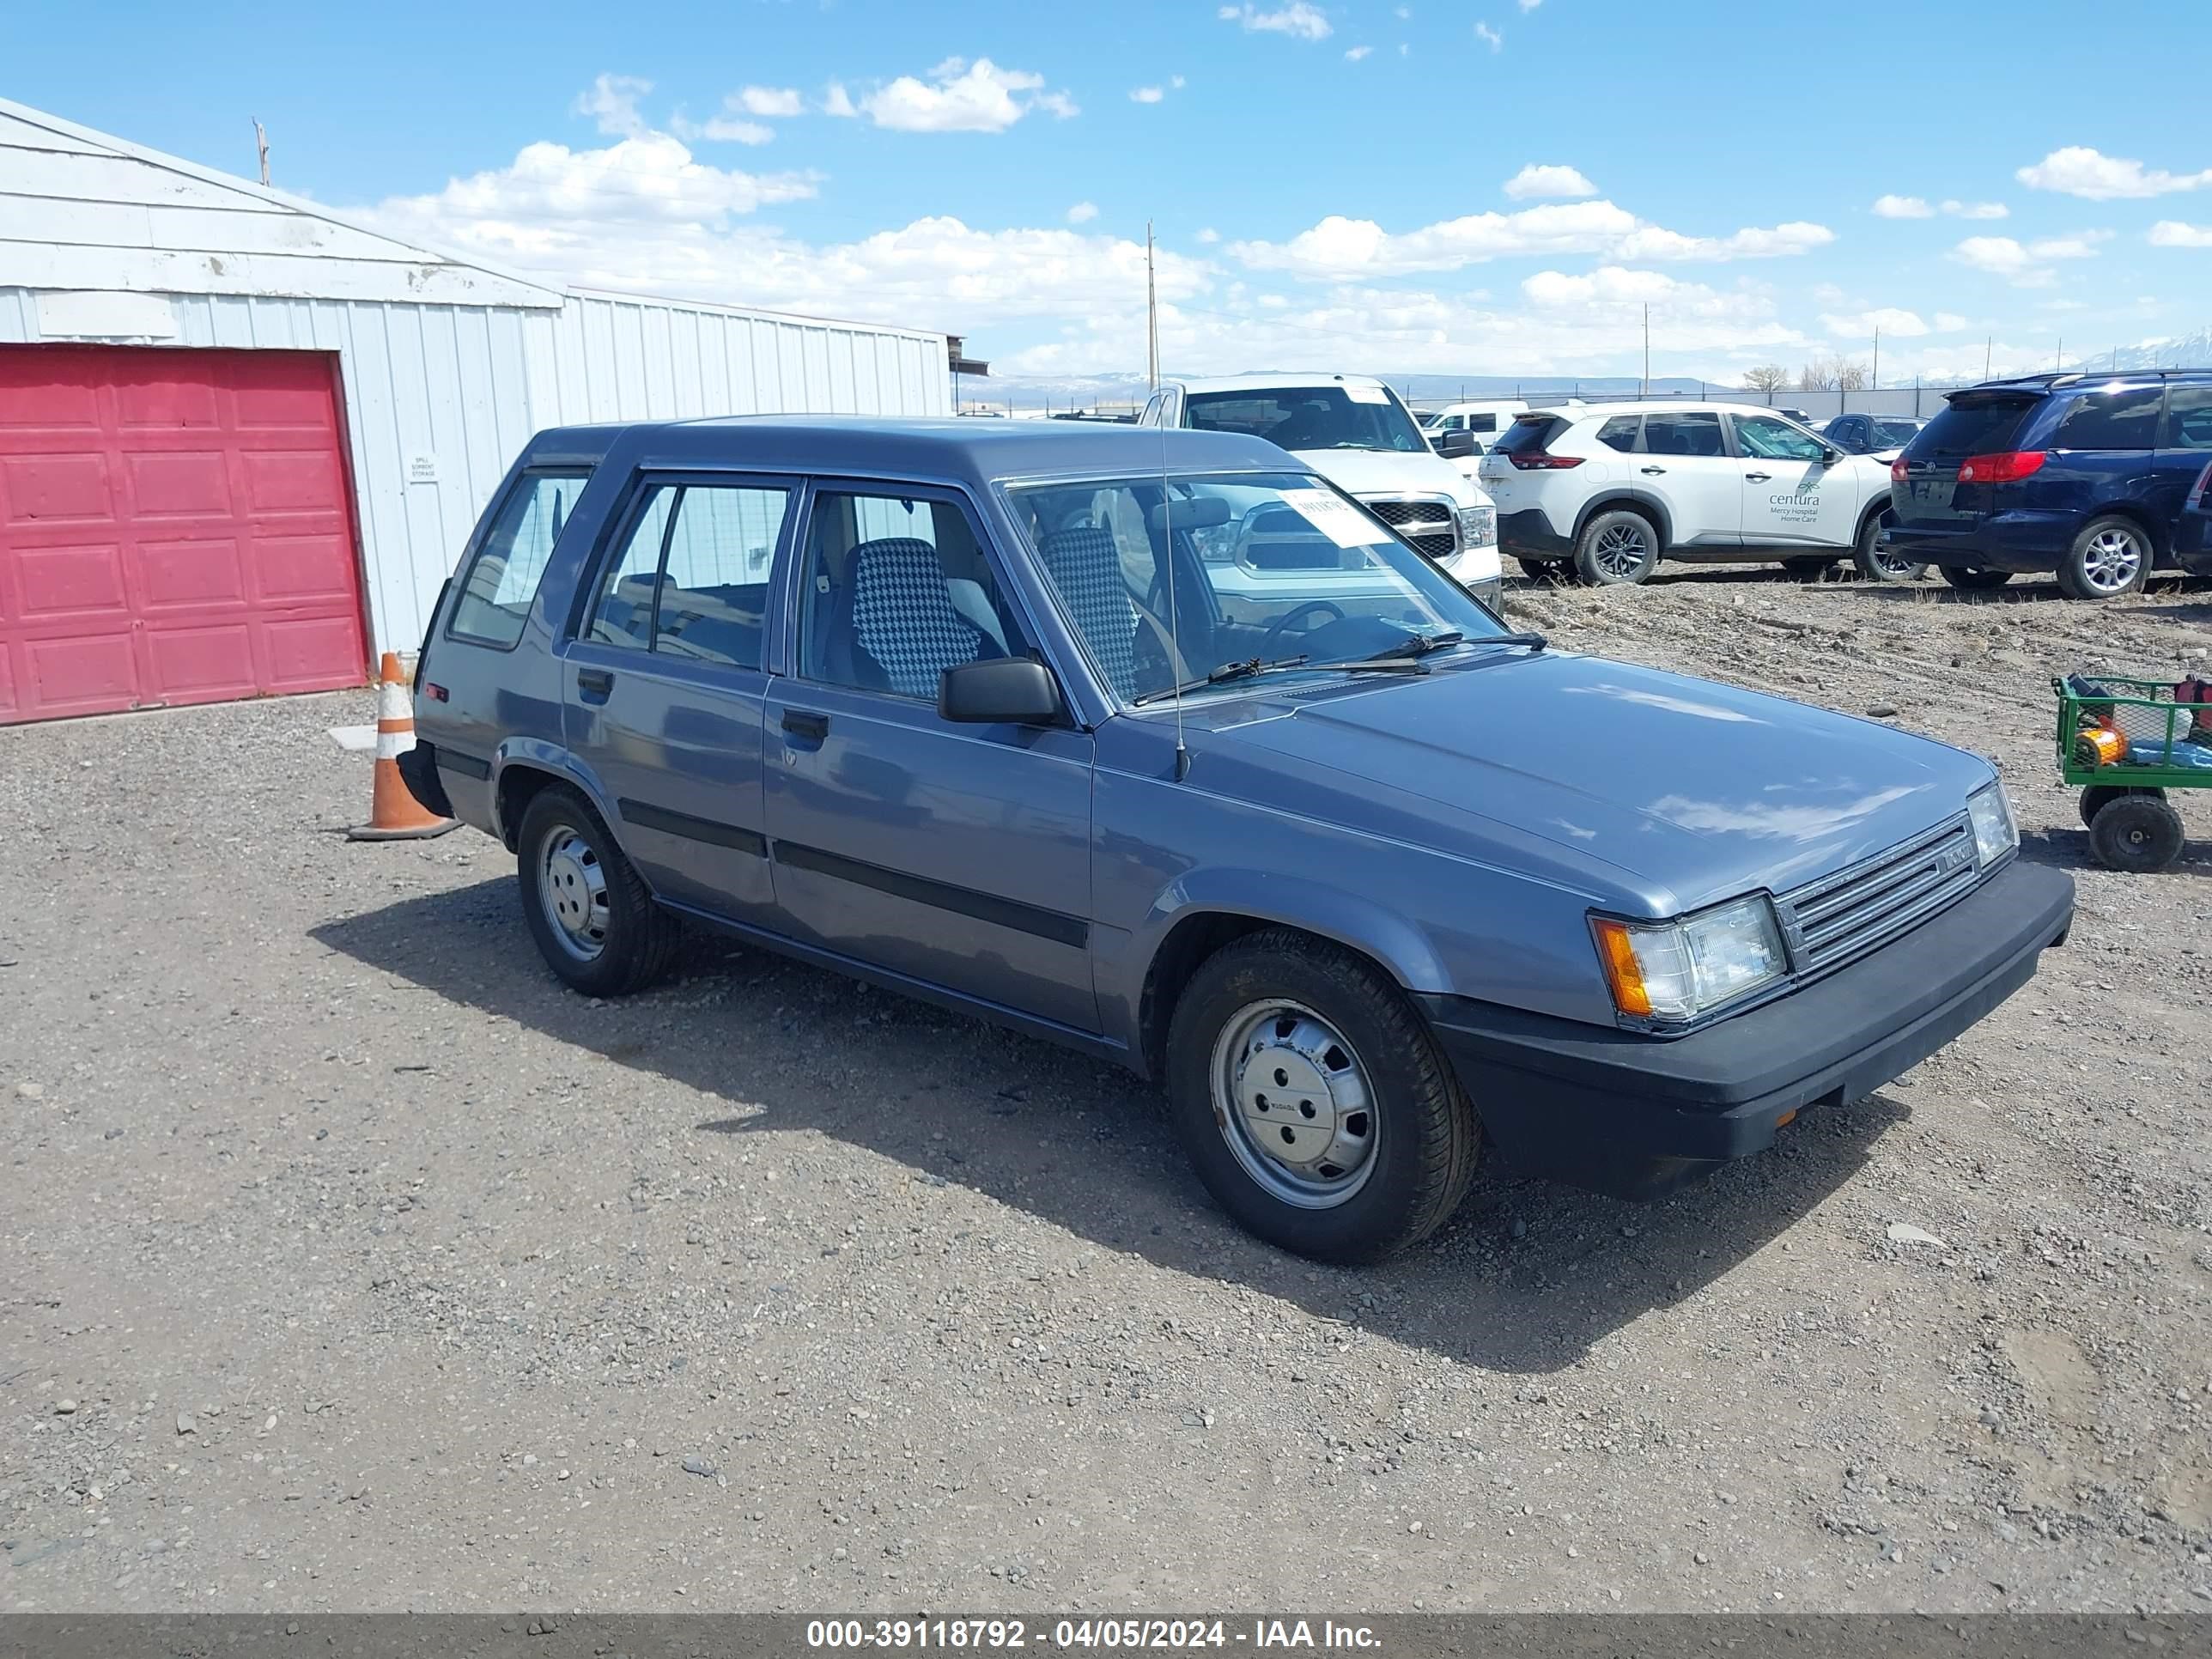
[1139,374,1503,607]
[1477,402,1907,586]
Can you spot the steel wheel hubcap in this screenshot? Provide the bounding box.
[2083,529,2142,591]
[1211,1000,1377,1209]
[1593,523,1648,579]
[539,827,610,960]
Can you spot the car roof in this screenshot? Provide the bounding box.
[1170,374,1392,394]
[1965,368,2212,394]
[519,415,1291,483]
[1536,400,1814,421]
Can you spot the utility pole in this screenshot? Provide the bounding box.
[253,118,270,186]
[1641,303,1650,396]
[1984,337,1992,380]
[1145,221,1159,392]
[1872,325,1880,391]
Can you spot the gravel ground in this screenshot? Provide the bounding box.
[3,567,2209,1615]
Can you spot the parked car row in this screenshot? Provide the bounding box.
[1480,374,2212,598]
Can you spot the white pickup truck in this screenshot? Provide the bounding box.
[1139,374,1503,608]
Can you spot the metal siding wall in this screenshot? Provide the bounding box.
[3,284,950,654]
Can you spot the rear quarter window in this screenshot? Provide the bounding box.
[1912,396,2038,459]
[449,470,591,647]
[2050,385,2163,452]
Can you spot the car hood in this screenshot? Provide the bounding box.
[1289,445,1488,507]
[1200,652,1992,915]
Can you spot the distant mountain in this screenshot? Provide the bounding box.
[969,369,1719,414]
[2063,330,2212,374]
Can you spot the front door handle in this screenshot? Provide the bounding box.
[1744,471,1772,482]
[576,666,614,702]
[1639,465,1667,475]
[781,708,830,743]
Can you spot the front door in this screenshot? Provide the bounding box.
[1732,412,1861,550]
[762,483,1099,1034]
[562,474,796,926]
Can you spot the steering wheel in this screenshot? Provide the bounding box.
[1260,600,1346,656]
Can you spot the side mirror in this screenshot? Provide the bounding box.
[1820,445,1843,465]
[939,657,1062,726]
[1437,428,1478,459]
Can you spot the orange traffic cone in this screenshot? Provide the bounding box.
[349,652,460,842]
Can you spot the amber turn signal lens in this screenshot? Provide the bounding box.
[1773,1109,1798,1129]
[1591,919,1652,1018]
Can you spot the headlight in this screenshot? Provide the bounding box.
[1966,781,2017,867]
[1591,895,1788,1024]
[1455,504,1497,550]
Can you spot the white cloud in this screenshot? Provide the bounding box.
[2148,220,2212,247]
[1195,227,1220,244]
[1519,0,1542,9]
[1344,45,1373,59]
[1474,21,1504,50]
[857,58,1077,133]
[735,86,805,118]
[1218,3,1332,41]
[1873,194,1933,219]
[1818,307,1932,338]
[1950,231,2110,286]
[2017,145,2212,200]
[822,82,857,118]
[1504,163,1596,201]
[673,113,775,146]
[1066,201,1098,225]
[1943,199,2008,220]
[1877,194,2010,221]
[574,74,653,139]
[1231,202,1832,278]
[1129,85,1164,102]
[1933,312,1968,331]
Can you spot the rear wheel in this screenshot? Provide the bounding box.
[2057,516,2151,600]
[1940,564,2014,592]
[2087,793,2185,873]
[1852,510,1926,582]
[1572,508,1659,586]
[2080,783,2164,828]
[517,785,679,996]
[1164,930,1480,1263]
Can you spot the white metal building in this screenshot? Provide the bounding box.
[0,97,951,723]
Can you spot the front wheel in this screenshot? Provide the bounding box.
[516,786,680,995]
[1940,564,2014,592]
[1573,508,1659,586]
[2080,783,2164,828]
[2087,793,2185,873]
[1165,931,1480,1263]
[2057,515,2151,600]
[1853,512,1926,582]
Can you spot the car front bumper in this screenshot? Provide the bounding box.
[1418,859,2075,1200]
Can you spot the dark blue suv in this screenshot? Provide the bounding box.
[1885,370,2212,599]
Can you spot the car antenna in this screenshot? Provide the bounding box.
[1160,417,1190,781]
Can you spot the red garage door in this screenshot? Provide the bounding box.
[0,346,368,724]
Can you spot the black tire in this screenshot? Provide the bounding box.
[1852,511,1926,582]
[2087,793,2185,874]
[1781,556,1839,579]
[1572,507,1660,586]
[2057,515,2152,601]
[1164,929,1480,1263]
[1940,564,2014,592]
[516,785,679,995]
[2080,783,2164,829]
[1516,556,1567,580]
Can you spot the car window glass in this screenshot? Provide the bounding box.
[798,489,1025,697]
[2158,385,2212,450]
[584,484,787,668]
[450,471,586,647]
[1182,387,1427,453]
[2052,385,2162,451]
[1734,416,1826,462]
[585,489,672,652]
[1468,414,1498,434]
[1872,419,1922,447]
[1915,395,2036,458]
[1596,416,1642,453]
[1640,412,1725,458]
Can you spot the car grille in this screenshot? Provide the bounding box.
[1778,813,1981,976]
[1361,495,1456,561]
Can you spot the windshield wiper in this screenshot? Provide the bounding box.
[1130,653,1311,706]
[1349,629,1547,672]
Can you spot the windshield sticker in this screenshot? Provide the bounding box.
[1280,488,1385,549]
[1342,383,1391,404]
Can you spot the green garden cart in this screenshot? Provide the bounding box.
[2055,672,2212,873]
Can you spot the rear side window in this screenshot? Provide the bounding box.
[584,482,791,669]
[2051,385,2163,452]
[1596,416,1641,453]
[2161,385,2212,449]
[1642,412,1725,457]
[449,470,589,647]
[1495,416,1566,458]
[1914,395,2038,459]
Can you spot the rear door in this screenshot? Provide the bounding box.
[2149,383,2212,538]
[2044,384,2162,522]
[1633,410,1739,547]
[562,473,796,927]
[1733,412,1861,550]
[1892,391,2041,532]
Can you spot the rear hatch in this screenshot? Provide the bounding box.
[1892,389,2043,530]
[1475,413,1571,506]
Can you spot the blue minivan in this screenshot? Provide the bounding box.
[1886,370,2212,599]
[403,417,2073,1261]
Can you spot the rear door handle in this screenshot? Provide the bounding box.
[1639,465,1667,475]
[576,666,614,702]
[1744,471,1772,482]
[781,708,830,743]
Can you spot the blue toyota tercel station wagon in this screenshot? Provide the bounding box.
[401,417,2074,1261]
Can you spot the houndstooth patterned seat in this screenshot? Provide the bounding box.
[850,537,981,699]
[1041,526,1139,699]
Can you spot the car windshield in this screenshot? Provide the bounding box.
[1183,386,1428,453]
[1007,471,1504,705]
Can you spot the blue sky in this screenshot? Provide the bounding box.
[12,0,2212,393]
